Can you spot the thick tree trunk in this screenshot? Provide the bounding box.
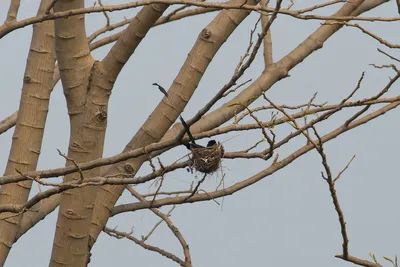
[49,0,100,265]
[49,1,168,265]
[0,0,55,265]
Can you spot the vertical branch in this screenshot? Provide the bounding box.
[312,127,350,259]
[49,0,103,266]
[104,226,186,266]
[49,0,170,265]
[5,0,21,23]
[0,0,55,264]
[260,0,273,69]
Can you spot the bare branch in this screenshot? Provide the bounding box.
[333,155,355,183]
[0,112,17,135]
[102,4,168,83]
[336,254,383,267]
[260,0,273,69]
[5,0,20,23]
[90,7,217,50]
[3,92,400,187]
[112,100,400,215]
[0,0,397,40]
[98,0,110,26]
[295,0,346,14]
[45,0,58,13]
[325,21,400,48]
[377,48,400,63]
[312,127,349,258]
[128,188,192,266]
[140,205,175,242]
[104,226,186,266]
[184,174,207,202]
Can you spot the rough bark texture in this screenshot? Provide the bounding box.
[49,0,100,265]
[49,1,167,266]
[88,0,258,250]
[102,4,169,82]
[0,0,55,265]
[161,0,368,141]
[0,0,390,265]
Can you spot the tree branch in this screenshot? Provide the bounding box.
[5,0,20,23]
[111,100,400,214]
[0,0,55,263]
[0,112,17,135]
[128,188,192,266]
[0,0,395,39]
[101,4,168,83]
[88,0,259,250]
[104,226,186,266]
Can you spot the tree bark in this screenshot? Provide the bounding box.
[0,0,55,265]
[49,0,100,265]
[49,1,168,265]
[88,0,258,251]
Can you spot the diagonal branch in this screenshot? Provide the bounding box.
[104,226,186,266]
[101,4,169,83]
[128,188,192,266]
[0,112,17,135]
[158,0,378,160]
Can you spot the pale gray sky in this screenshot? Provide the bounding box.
[0,0,399,266]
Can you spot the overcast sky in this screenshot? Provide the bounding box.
[1,0,399,266]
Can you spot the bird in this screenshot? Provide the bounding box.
[152,82,218,150]
[184,139,217,150]
[207,140,217,147]
[178,114,216,150]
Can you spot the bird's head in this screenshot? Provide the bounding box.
[206,140,217,147]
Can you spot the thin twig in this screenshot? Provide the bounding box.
[312,126,349,259]
[104,226,186,266]
[184,173,207,202]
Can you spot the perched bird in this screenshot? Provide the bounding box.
[152,82,218,150]
[207,140,217,147]
[184,139,217,150]
[178,114,216,150]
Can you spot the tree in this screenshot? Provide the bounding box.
[0,0,399,266]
